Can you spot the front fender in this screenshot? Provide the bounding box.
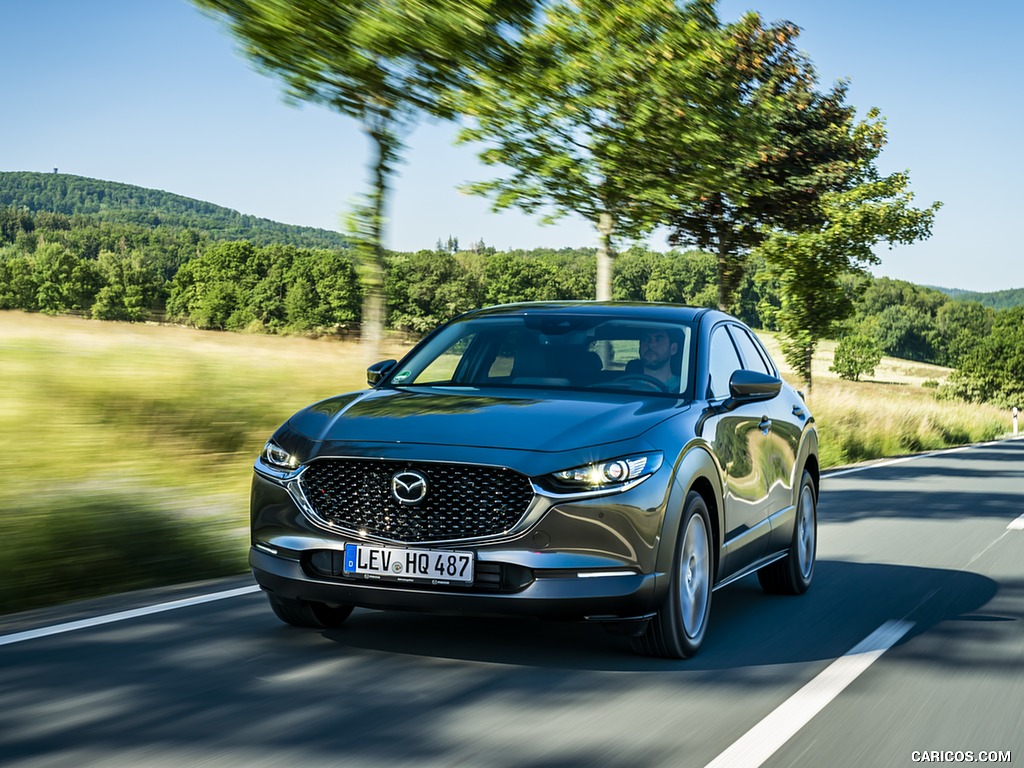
[794,421,819,503]
[656,443,725,584]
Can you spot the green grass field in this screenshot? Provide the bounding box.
[0,311,1011,613]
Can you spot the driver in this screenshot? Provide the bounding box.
[639,330,680,390]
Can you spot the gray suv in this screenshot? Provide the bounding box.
[250,302,818,658]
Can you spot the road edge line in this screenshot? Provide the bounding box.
[703,619,914,768]
[821,436,1024,480]
[0,585,261,647]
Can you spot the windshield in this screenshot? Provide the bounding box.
[387,314,693,398]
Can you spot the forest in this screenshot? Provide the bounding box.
[0,174,1021,408]
[0,172,349,250]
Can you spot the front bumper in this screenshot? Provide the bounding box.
[250,438,681,623]
[250,546,661,621]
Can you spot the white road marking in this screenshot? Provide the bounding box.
[0,585,261,647]
[704,619,915,768]
[822,436,1024,480]
[822,446,971,478]
[822,438,1024,534]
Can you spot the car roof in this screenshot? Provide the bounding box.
[461,301,722,324]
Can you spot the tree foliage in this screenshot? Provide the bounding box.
[457,0,764,301]
[830,328,882,382]
[385,250,484,333]
[757,172,941,389]
[942,307,1024,408]
[192,0,537,358]
[166,241,361,331]
[664,12,816,311]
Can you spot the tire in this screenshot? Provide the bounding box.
[631,491,713,659]
[266,593,354,628]
[758,469,817,595]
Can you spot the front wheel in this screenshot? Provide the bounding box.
[266,593,354,628]
[631,491,713,659]
[758,469,817,595]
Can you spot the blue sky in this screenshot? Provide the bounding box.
[3,0,1021,292]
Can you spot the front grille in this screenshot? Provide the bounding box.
[299,459,535,543]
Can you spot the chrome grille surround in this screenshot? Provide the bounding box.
[295,458,537,544]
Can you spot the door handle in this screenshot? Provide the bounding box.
[792,404,805,419]
[758,417,772,434]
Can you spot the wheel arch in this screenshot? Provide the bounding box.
[658,444,724,582]
[795,424,820,503]
[689,474,721,582]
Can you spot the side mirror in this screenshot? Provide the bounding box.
[367,359,397,387]
[722,369,782,411]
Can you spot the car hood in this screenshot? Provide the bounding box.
[287,387,688,453]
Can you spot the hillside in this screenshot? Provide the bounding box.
[931,285,1024,310]
[0,170,349,250]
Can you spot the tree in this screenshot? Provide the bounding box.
[483,253,559,305]
[667,21,896,313]
[757,173,940,389]
[664,13,808,311]
[0,206,34,244]
[33,243,102,314]
[283,249,362,330]
[942,306,1024,408]
[192,0,537,359]
[0,253,39,310]
[166,240,262,329]
[873,303,938,363]
[645,250,718,306]
[385,250,483,332]
[830,328,882,382]
[935,300,994,367]
[458,0,762,301]
[91,249,163,321]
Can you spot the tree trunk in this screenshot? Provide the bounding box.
[712,197,742,312]
[716,238,730,311]
[358,126,391,366]
[596,211,614,301]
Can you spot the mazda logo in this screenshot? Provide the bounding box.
[391,470,428,505]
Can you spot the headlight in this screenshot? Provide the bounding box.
[549,452,663,490]
[260,441,299,470]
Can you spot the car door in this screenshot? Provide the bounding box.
[727,326,800,525]
[701,324,772,576]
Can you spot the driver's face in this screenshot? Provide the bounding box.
[640,331,677,371]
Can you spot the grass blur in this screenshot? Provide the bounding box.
[0,312,1012,614]
[0,311,414,614]
[758,335,1010,468]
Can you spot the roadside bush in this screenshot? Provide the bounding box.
[830,330,883,381]
[0,492,246,614]
[941,306,1024,408]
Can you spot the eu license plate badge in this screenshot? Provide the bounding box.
[343,543,474,583]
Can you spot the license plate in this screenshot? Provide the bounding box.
[343,543,474,584]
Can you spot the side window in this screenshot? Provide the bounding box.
[729,326,772,376]
[707,326,743,399]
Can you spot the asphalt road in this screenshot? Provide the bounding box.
[2,439,1022,768]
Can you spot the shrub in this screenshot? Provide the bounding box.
[942,306,1024,407]
[830,331,882,381]
[0,492,246,614]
